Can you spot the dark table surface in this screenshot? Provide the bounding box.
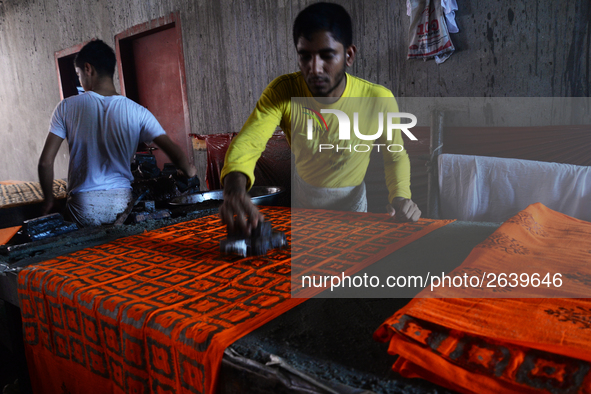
[221,221,500,394]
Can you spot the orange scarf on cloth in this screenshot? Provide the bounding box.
[18,207,450,394]
[375,203,591,393]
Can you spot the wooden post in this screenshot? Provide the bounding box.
[427,111,444,219]
[192,137,208,191]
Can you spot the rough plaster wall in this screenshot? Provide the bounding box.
[0,0,181,182]
[0,0,589,182]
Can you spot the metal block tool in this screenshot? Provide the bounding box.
[220,221,287,257]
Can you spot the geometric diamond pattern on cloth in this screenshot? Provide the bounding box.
[18,206,452,394]
[291,209,453,297]
[18,207,300,394]
[374,203,591,394]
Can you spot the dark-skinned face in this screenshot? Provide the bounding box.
[296,31,356,98]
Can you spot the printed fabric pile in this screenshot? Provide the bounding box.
[375,203,591,394]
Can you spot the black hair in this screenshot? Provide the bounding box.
[74,39,116,77]
[292,2,353,48]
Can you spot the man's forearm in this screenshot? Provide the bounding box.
[38,162,55,204]
[38,132,64,206]
[153,135,196,177]
[222,171,249,194]
[383,153,412,202]
[166,142,193,175]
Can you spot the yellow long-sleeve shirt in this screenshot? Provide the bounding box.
[221,71,412,202]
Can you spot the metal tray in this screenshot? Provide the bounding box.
[168,186,285,206]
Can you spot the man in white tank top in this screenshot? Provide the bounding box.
[38,40,196,227]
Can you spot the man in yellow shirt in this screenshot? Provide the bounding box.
[220,2,421,233]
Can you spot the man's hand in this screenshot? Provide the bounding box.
[387,197,421,222]
[40,198,55,216]
[219,172,264,235]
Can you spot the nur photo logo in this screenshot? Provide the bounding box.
[302,107,419,153]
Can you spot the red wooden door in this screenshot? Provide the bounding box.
[116,15,191,169]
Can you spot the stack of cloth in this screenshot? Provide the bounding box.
[0,179,67,208]
[375,203,591,393]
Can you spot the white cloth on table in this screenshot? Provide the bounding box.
[438,153,591,222]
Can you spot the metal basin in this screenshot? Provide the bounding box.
[168,186,285,206]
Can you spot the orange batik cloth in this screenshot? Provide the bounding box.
[375,203,591,394]
[290,209,453,298]
[18,207,299,394]
[18,207,451,394]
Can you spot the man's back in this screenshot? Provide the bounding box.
[38,39,196,227]
[49,91,165,194]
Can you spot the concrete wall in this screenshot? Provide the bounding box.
[0,0,589,182]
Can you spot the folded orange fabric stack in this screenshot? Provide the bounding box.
[375,203,591,393]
